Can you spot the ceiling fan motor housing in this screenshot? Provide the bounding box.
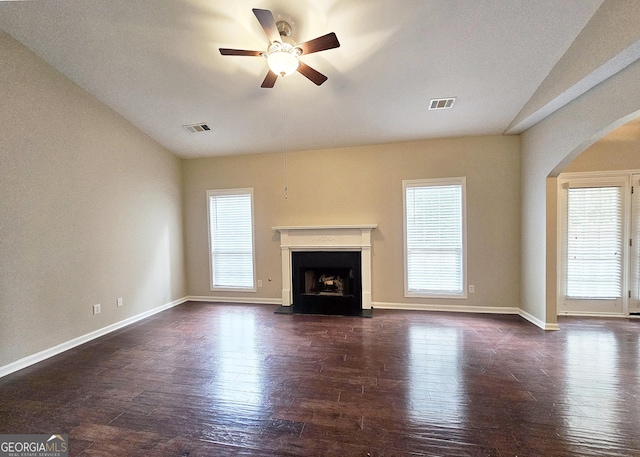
[276,21,293,38]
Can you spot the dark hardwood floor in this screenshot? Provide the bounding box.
[1,302,639,456]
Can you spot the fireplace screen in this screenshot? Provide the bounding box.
[304,268,353,296]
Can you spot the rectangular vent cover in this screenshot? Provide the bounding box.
[428,98,456,110]
[183,123,211,133]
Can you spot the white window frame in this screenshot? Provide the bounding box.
[403,177,467,299]
[557,173,629,315]
[206,188,257,292]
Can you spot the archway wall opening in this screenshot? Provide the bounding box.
[521,59,640,329]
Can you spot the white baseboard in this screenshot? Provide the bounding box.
[375,301,564,330]
[187,296,281,305]
[519,309,560,330]
[373,301,520,315]
[0,296,189,379]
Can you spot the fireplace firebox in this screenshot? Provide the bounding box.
[292,251,362,316]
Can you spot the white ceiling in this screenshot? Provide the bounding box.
[0,0,605,158]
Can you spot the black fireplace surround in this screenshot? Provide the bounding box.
[291,251,362,316]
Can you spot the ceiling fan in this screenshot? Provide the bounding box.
[219,8,340,88]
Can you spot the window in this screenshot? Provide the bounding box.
[404,178,467,298]
[565,186,623,299]
[207,188,256,291]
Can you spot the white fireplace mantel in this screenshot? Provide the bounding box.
[273,225,377,309]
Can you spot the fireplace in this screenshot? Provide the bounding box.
[292,251,362,315]
[273,225,377,317]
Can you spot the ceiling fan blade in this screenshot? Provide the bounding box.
[252,8,280,44]
[219,48,263,56]
[261,71,278,88]
[297,62,328,86]
[297,32,340,55]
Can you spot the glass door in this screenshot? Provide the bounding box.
[558,176,627,316]
[629,174,640,314]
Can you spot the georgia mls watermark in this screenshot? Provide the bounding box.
[0,434,68,457]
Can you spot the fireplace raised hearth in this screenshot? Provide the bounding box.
[273,225,377,317]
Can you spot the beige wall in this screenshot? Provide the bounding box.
[0,31,187,367]
[563,118,640,173]
[183,136,521,309]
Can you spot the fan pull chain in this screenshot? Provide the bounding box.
[281,77,288,200]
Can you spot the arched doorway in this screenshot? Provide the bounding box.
[554,117,640,316]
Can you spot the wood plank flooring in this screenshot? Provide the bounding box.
[1,302,639,456]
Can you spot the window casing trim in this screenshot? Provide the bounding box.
[403,177,468,299]
[206,187,257,292]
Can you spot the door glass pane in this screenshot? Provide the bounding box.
[566,186,622,299]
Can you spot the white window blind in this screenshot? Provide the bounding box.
[207,189,255,290]
[566,186,622,299]
[404,179,465,297]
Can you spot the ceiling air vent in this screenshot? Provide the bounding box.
[183,123,211,133]
[428,97,456,110]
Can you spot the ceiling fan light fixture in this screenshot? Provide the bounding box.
[266,42,300,76]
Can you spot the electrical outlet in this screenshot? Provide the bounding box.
[116,298,123,307]
[257,280,263,288]
[469,285,475,293]
[93,304,101,315]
